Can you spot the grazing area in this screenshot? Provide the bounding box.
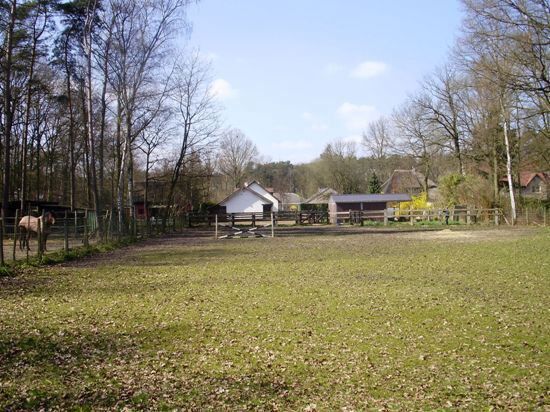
[0,228,548,410]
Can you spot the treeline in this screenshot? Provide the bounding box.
[0,0,548,235]
[242,0,548,219]
[0,0,220,236]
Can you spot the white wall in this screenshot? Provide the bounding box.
[248,182,279,211]
[221,190,270,213]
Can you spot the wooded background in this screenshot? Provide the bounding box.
[0,0,547,238]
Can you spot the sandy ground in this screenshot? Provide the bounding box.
[54,226,544,268]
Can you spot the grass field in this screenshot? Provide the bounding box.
[0,227,548,410]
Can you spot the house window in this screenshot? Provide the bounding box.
[532,184,541,193]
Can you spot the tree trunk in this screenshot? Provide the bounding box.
[84,13,102,236]
[65,39,76,210]
[500,98,517,224]
[492,139,499,204]
[1,0,17,266]
[144,150,150,235]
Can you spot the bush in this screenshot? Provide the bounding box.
[439,173,493,208]
[399,192,430,212]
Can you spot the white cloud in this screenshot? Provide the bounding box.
[301,112,328,132]
[350,61,388,79]
[336,102,380,132]
[272,139,314,150]
[324,63,344,75]
[210,78,238,100]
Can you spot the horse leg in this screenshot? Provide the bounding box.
[19,227,25,251]
[43,233,48,251]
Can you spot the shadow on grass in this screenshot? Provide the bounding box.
[0,323,303,410]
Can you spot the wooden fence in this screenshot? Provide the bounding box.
[183,208,511,228]
[330,208,506,226]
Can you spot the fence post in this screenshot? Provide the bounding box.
[37,211,43,262]
[410,206,414,226]
[84,209,89,247]
[271,212,275,238]
[26,208,31,263]
[64,210,69,252]
[12,209,19,261]
[252,213,256,227]
[74,211,78,238]
[0,215,4,267]
[384,208,388,226]
[525,208,529,225]
[467,207,471,225]
[215,214,218,239]
[494,209,499,226]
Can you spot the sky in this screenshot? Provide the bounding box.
[184,0,464,164]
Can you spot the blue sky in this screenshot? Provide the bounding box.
[185,0,463,164]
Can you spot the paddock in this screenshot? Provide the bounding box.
[0,227,547,410]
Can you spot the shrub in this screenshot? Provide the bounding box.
[439,173,493,208]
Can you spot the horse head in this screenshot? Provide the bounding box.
[44,211,56,226]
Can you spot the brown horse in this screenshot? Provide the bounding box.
[18,212,56,251]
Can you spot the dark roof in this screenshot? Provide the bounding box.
[381,169,436,194]
[330,194,411,203]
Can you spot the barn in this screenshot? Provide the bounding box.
[328,194,411,214]
[214,181,280,214]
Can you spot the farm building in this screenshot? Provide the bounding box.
[328,194,412,215]
[302,188,338,210]
[214,181,280,214]
[381,169,437,199]
[500,171,549,200]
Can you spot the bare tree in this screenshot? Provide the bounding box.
[362,116,393,159]
[457,2,528,222]
[137,110,172,234]
[108,0,188,233]
[462,0,550,123]
[217,128,259,188]
[393,97,440,199]
[419,65,468,175]
[165,52,220,223]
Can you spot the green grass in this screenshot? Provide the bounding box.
[0,228,548,410]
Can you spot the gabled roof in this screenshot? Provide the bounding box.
[218,186,273,207]
[304,188,338,204]
[381,169,436,194]
[330,194,411,203]
[500,171,549,187]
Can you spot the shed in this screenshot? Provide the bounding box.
[214,181,280,214]
[328,194,411,215]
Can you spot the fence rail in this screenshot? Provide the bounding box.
[1,205,547,264]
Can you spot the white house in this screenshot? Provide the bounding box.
[216,181,280,213]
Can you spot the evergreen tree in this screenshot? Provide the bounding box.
[368,172,381,194]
